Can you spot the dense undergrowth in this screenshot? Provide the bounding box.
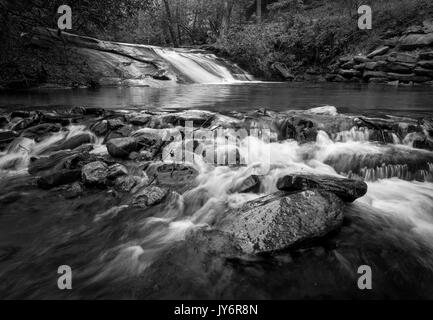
[218,0,433,79]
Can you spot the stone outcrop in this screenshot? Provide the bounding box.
[130,186,169,209]
[276,174,368,203]
[24,27,250,89]
[215,190,344,254]
[81,161,109,187]
[329,20,433,86]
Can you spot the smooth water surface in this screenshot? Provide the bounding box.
[1,82,432,117]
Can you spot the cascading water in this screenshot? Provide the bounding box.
[153,48,253,83]
[1,106,433,299]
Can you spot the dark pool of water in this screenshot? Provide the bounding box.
[1,82,433,117]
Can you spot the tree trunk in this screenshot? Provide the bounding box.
[219,0,234,41]
[162,0,179,47]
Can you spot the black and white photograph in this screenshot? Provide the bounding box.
[1,0,433,305]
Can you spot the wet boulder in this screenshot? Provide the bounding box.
[43,133,94,153]
[11,114,40,131]
[305,106,338,116]
[128,114,152,126]
[130,185,168,208]
[275,117,318,142]
[81,161,109,187]
[37,169,82,189]
[107,164,128,180]
[277,174,368,203]
[161,110,215,127]
[90,120,109,136]
[29,150,76,174]
[148,163,199,193]
[106,137,138,159]
[21,123,61,140]
[63,150,98,170]
[133,130,164,152]
[324,146,433,181]
[114,175,139,192]
[215,190,344,254]
[104,125,133,142]
[40,112,71,126]
[108,118,125,130]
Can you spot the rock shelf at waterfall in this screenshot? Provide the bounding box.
[0,28,253,90]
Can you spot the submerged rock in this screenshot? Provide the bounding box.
[277,174,367,202]
[37,169,82,189]
[130,185,168,208]
[114,175,139,192]
[65,182,84,199]
[107,164,128,180]
[21,123,61,140]
[215,190,344,254]
[81,161,109,187]
[229,175,262,193]
[29,150,75,174]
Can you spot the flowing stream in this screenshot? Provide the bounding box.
[0,54,433,299]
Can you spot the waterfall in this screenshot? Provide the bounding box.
[153,48,253,84]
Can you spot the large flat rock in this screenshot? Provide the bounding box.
[215,190,344,254]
